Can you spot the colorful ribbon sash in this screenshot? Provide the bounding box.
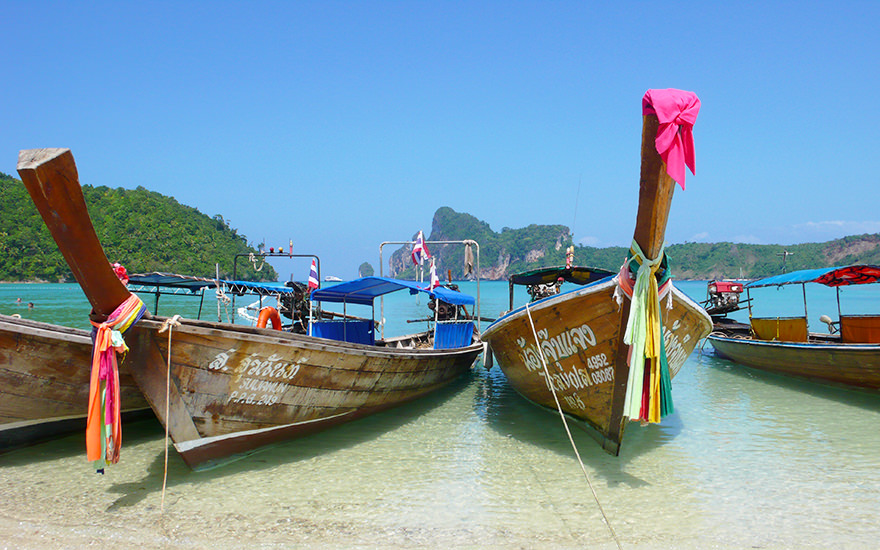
[617,240,674,423]
[87,294,146,472]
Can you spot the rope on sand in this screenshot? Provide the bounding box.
[524,303,623,550]
[158,315,182,513]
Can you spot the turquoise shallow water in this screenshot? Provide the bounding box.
[1,279,879,548]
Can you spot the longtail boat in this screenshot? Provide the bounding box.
[0,314,150,451]
[17,149,483,469]
[482,90,713,455]
[707,265,880,391]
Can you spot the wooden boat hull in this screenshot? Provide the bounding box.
[482,279,712,454]
[707,334,880,391]
[16,147,483,469]
[0,314,150,451]
[123,317,483,469]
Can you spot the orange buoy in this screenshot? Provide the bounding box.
[256,306,282,330]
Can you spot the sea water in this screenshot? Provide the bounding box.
[1,280,879,549]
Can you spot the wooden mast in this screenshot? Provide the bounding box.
[17,148,132,319]
[632,115,677,260]
[604,114,678,453]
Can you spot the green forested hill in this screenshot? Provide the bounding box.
[391,207,880,281]
[4,168,880,284]
[0,171,276,282]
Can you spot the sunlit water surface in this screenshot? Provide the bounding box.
[1,280,879,548]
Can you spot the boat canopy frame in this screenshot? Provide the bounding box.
[308,276,476,345]
[231,252,321,324]
[506,265,615,310]
[128,272,303,320]
[378,239,482,338]
[744,265,880,333]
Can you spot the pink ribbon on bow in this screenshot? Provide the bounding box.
[642,89,700,189]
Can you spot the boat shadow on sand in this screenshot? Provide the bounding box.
[102,373,476,511]
[2,373,475,512]
[473,365,680,489]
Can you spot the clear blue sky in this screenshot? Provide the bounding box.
[3,1,878,280]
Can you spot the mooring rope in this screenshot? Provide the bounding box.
[248,252,265,272]
[158,314,182,513]
[215,282,231,322]
[524,303,623,550]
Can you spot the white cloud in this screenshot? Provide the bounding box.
[795,220,880,235]
[689,232,710,242]
[733,234,763,244]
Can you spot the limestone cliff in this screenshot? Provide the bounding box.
[389,207,573,281]
[385,207,880,281]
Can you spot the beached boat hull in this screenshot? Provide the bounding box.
[124,317,482,468]
[707,334,880,391]
[0,314,150,451]
[483,280,711,453]
[482,89,709,454]
[17,147,484,469]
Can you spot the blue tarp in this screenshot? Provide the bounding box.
[128,272,218,293]
[746,265,880,289]
[433,321,474,349]
[310,319,375,345]
[310,276,475,306]
[746,268,837,289]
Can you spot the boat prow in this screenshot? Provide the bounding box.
[18,149,483,469]
[482,89,711,454]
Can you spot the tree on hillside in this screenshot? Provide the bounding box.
[0,174,276,282]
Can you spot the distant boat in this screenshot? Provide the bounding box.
[707,265,880,392]
[482,90,712,455]
[324,275,343,282]
[0,314,150,452]
[18,148,484,470]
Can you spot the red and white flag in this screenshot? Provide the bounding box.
[411,230,431,265]
[308,258,319,290]
[429,258,440,290]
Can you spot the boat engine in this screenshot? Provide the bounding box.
[527,277,563,302]
[428,283,468,321]
[705,280,744,315]
[279,281,311,333]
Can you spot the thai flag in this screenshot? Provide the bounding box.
[429,258,440,290]
[308,258,319,290]
[411,230,431,265]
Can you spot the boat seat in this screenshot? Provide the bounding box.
[433,321,474,349]
[839,315,880,344]
[310,319,375,345]
[750,316,808,342]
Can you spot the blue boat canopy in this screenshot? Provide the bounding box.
[310,276,475,306]
[128,272,298,296]
[746,265,880,289]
